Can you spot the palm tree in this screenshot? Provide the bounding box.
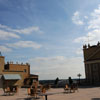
[77,73,82,85]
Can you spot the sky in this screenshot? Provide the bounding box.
[0,0,100,80]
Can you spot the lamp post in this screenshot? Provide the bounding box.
[77,73,82,85]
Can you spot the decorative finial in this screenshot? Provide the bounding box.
[88,44,90,48]
[0,51,2,56]
[83,44,87,49]
[97,41,100,46]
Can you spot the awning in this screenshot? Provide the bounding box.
[3,74,21,80]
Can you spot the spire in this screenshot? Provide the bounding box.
[0,51,2,56]
[97,41,100,46]
[88,43,90,48]
[83,44,87,49]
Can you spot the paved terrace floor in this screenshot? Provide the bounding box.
[0,87,100,100]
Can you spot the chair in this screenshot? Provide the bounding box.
[3,87,11,95]
[70,83,78,93]
[42,88,46,93]
[73,83,78,92]
[27,86,38,99]
[64,84,70,93]
[27,88,31,95]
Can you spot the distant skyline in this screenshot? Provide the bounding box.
[0,0,100,80]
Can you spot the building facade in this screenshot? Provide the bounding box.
[83,42,100,84]
[0,54,38,87]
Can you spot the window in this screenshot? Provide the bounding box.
[93,63,98,71]
[24,69,26,72]
[4,65,9,70]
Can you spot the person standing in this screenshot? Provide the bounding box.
[68,77,73,86]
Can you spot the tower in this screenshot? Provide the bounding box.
[0,52,5,74]
[83,43,100,84]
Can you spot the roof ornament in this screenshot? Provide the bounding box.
[0,51,2,56]
[88,43,90,48]
[83,44,87,49]
[85,35,92,46]
[97,41,100,46]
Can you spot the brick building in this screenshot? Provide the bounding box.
[0,54,38,87]
[83,42,100,84]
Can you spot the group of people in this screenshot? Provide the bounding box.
[3,86,18,95]
[64,77,78,93]
[27,82,46,98]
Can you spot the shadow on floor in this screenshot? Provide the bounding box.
[92,98,100,100]
[79,85,100,89]
[16,97,40,100]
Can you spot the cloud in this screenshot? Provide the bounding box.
[74,5,100,45]
[0,24,43,35]
[29,56,85,80]
[74,29,100,45]
[7,41,42,49]
[72,11,84,25]
[0,24,43,40]
[0,30,20,40]
[0,46,12,52]
[0,24,10,29]
[84,16,88,19]
[13,26,43,34]
[74,36,87,43]
[88,5,100,30]
[76,48,83,55]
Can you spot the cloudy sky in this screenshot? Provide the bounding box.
[0,0,100,80]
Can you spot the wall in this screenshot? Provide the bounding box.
[3,63,30,86]
[83,44,100,84]
[0,56,5,74]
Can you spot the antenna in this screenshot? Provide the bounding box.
[85,35,92,45]
[87,35,91,44]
